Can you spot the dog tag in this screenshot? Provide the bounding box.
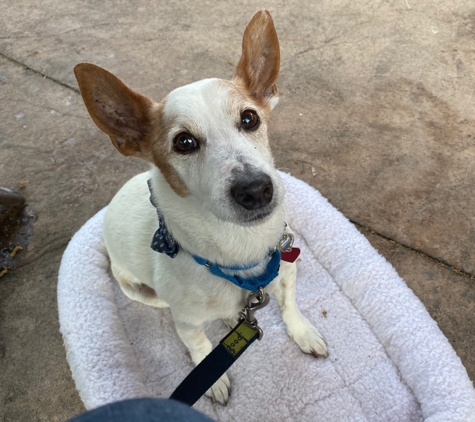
[281,247,300,263]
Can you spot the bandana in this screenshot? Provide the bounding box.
[147,179,179,258]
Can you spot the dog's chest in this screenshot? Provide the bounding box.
[154,257,248,321]
[177,285,245,323]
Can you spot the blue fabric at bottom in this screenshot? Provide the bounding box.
[67,398,216,422]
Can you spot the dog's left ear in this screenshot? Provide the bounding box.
[235,10,280,108]
[74,62,154,160]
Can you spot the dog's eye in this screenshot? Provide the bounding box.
[241,110,260,131]
[173,132,199,153]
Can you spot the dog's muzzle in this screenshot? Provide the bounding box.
[231,172,273,210]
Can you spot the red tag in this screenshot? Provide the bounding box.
[281,247,301,263]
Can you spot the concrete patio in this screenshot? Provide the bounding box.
[1,0,474,420]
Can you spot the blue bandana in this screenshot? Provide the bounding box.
[147,179,281,291]
[147,179,179,258]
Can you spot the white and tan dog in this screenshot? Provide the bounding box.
[74,10,327,405]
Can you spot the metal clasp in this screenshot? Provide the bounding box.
[279,232,294,252]
[239,287,270,340]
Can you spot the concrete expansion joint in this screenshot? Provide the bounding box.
[353,220,475,282]
[0,52,79,94]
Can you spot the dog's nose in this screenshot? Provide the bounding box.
[231,173,273,210]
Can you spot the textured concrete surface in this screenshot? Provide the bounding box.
[0,59,146,421]
[360,228,475,382]
[0,0,474,420]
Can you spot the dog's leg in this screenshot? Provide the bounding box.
[222,316,240,330]
[111,264,169,308]
[174,320,231,405]
[272,262,328,357]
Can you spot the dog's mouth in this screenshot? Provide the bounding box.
[229,192,280,226]
[246,209,274,223]
[208,197,278,226]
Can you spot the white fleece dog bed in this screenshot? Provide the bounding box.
[58,172,475,422]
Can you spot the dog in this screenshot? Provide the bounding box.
[74,10,327,405]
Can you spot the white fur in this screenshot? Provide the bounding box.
[103,79,328,404]
[82,11,329,404]
[104,169,327,404]
[163,79,283,226]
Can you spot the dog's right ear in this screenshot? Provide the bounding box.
[235,10,280,108]
[74,63,154,160]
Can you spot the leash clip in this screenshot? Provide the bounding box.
[279,232,294,252]
[239,287,270,340]
[278,223,294,252]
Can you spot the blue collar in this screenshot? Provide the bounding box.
[191,250,281,291]
[147,179,281,291]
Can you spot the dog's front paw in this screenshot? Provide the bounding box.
[288,319,328,358]
[205,373,231,405]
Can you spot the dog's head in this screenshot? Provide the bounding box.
[75,10,283,225]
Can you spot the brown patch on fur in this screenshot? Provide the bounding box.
[205,295,218,310]
[221,79,272,120]
[74,63,154,161]
[149,102,190,197]
[234,10,280,106]
[138,283,157,298]
[75,63,189,197]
